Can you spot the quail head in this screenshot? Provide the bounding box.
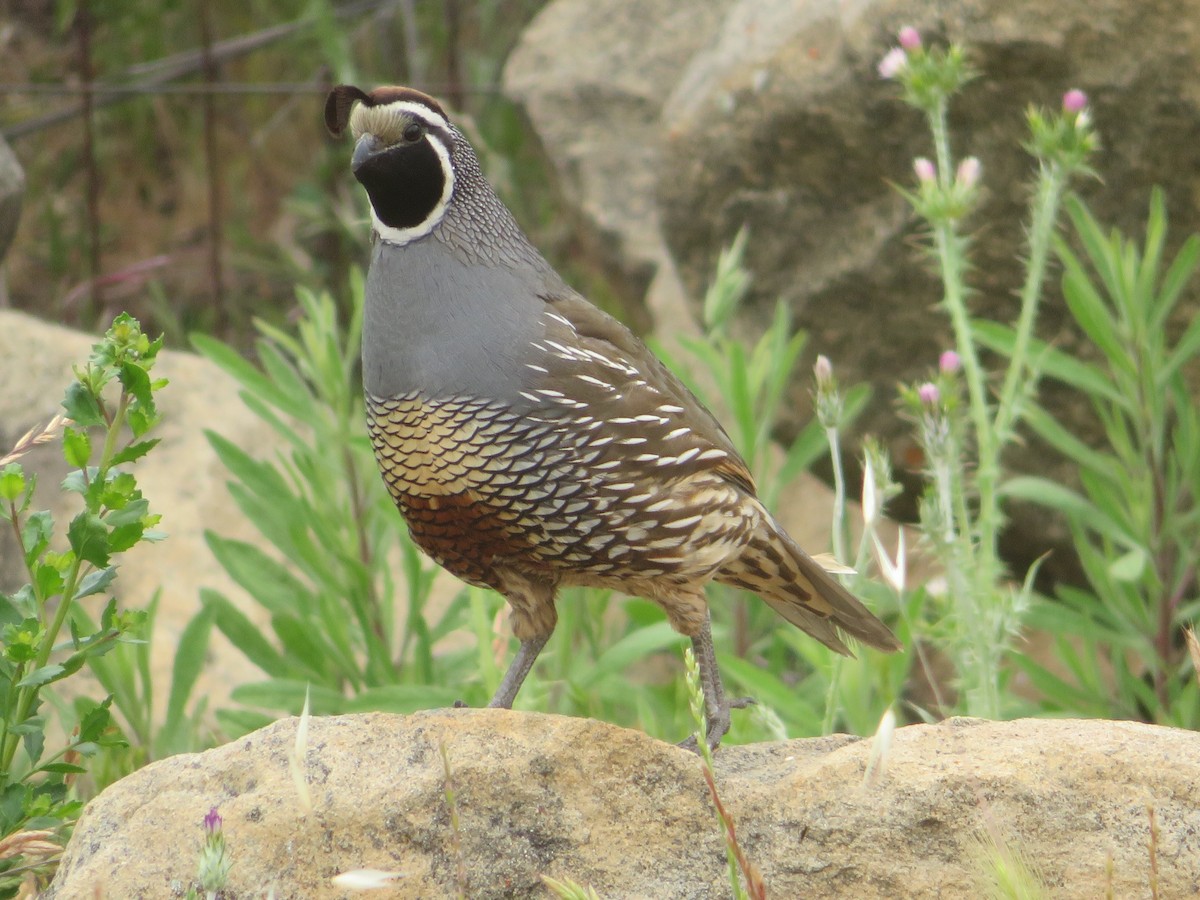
[325,84,901,749]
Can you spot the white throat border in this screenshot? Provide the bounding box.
[355,99,456,247]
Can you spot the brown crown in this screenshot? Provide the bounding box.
[324,84,448,137]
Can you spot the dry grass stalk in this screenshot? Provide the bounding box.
[0,414,69,467]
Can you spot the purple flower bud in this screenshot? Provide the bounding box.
[956,157,981,189]
[204,807,222,834]
[814,354,833,386]
[939,350,961,373]
[878,47,908,79]
[1062,89,1088,114]
[898,27,921,51]
[918,382,940,406]
[913,157,936,184]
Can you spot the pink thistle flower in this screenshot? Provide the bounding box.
[913,157,936,183]
[1062,89,1088,113]
[898,27,921,51]
[918,382,940,406]
[939,350,961,373]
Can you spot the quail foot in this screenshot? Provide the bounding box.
[326,84,901,750]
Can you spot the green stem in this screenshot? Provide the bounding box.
[932,223,997,552]
[992,163,1067,442]
[927,102,1003,717]
[929,99,953,188]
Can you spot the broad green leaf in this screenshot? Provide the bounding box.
[118,360,155,415]
[0,463,25,502]
[999,476,1095,518]
[1020,404,1120,480]
[231,679,345,714]
[21,510,54,565]
[1059,262,1129,373]
[62,380,104,427]
[206,534,312,617]
[202,589,289,678]
[1151,232,1200,333]
[572,623,685,690]
[17,664,66,688]
[110,439,161,466]
[67,512,109,568]
[62,427,90,468]
[972,319,1124,406]
[73,567,117,601]
[34,563,64,600]
[719,654,822,725]
[270,614,331,680]
[160,603,215,755]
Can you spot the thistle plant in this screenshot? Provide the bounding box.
[879,28,1097,715]
[184,807,231,900]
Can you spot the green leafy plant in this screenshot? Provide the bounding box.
[993,190,1200,727]
[0,314,165,894]
[193,276,469,736]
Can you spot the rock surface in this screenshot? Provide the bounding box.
[0,134,23,267]
[504,0,1200,580]
[0,310,276,713]
[47,712,1200,898]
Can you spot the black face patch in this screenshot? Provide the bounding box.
[354,138,446,230]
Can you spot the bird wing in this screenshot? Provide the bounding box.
[533,289,758,497]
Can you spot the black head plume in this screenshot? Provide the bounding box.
[325,85,371,137]
[325,84,450,138]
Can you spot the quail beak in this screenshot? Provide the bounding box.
[352,133,383,172]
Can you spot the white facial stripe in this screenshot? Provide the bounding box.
[349,99,452,139]
[372,99,451,132]
[371,125,456,246]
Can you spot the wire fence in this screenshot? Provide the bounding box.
[0,0,530,327]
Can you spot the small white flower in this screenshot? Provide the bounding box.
[955,156,981,189]
[878,47,908,79]
[861,458,878,527]
[872,527,907,594]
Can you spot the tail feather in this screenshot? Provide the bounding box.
[716,522,901,655]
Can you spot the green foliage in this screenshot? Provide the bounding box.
[0,314,167,895]
[193,277,471,735]
[991,190,1200,727]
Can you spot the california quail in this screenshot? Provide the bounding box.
[325,84,901,749]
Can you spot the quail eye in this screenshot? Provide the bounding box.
[403,122,423,142]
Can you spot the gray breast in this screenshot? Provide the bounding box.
[362,236,550,403]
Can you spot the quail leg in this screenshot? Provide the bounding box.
[488,634,550,709]
[681,611,755,752]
